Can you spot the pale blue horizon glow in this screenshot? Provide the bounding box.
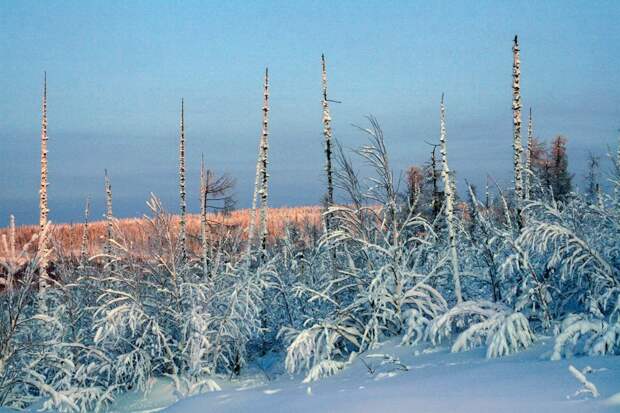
[1,0,619,225]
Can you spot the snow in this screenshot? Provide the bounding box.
[126,339,620,413]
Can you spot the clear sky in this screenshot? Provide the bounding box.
[1,0,619,225]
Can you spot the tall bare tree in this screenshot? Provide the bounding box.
[178,98,187,261]
[512,35,524,201]
[439,94,463,304]
[38,72,50,289]
[200,155,209,274]
[104,169,113,265]
[39,72,49,231]
[321,54,334,230]
[525,107,533,199]
[247,68,270,260]
[258,68,270,255]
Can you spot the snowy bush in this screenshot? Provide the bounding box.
[0,226,114,412]
[284,321,361,382]
[430,300,534,358]
[551,313,620,360]
[284,119,448,379]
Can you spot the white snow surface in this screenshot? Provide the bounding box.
[135,339,619,413]
[3,339,618,413]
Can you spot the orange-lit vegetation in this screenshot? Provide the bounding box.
[0,206,323,260]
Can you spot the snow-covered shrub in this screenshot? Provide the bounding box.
[284,118,448,379]
[400,309,431,346]
[551,313,620,360]
[89,202,262,405]
[0,226,114,412]
[204,261,266,374]
[284,320,361,382]
[92,196,224,392]
[429,300,534,358]
[260,224,321,350]
[507,191,620,359]
[462,184,515,304]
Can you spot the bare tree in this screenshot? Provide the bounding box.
[200,155,209,274]
[525,107,533,199]
[321,54,334,231]
[429,144,442,220]
[247,68,270,260]
[439,94,463,303]
[178,98,187,261]
[103,169,113,265]
[247,136,261,258]
[199,156,235,267]
[39,72,49,231]
[38,72,50,289]
[259,68,270,255]
[79,197,90,266]
[512,35,524,201]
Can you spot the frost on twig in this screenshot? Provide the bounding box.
[568,364,599,398]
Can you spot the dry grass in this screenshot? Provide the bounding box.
[0,206,323,259]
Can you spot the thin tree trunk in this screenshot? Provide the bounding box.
[38,72,50,290]
[485,175,490,209]
[79,197,90,267]
[200,155,209,275]
[8,215,15,263]
[104,169,113,267]
[246,69,270,262]
[431,146,440,220]
[321,54,334,231]
[178,98,187,261]
[258,68,270,256]
[39,72,49,232]
[525,107,533,200]
[439,94,463,304]
[512,35,524,202]
[246,144,261,259]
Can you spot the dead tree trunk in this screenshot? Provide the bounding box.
[439,94,463,304]
[321,54,334,231]
[258,68,270,256]
[178,98,187,261]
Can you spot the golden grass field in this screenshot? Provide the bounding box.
[0,206,324,259]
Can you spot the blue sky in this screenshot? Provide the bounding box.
[1,0,619,225]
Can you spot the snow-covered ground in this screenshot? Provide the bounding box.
[106,339,620,413]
